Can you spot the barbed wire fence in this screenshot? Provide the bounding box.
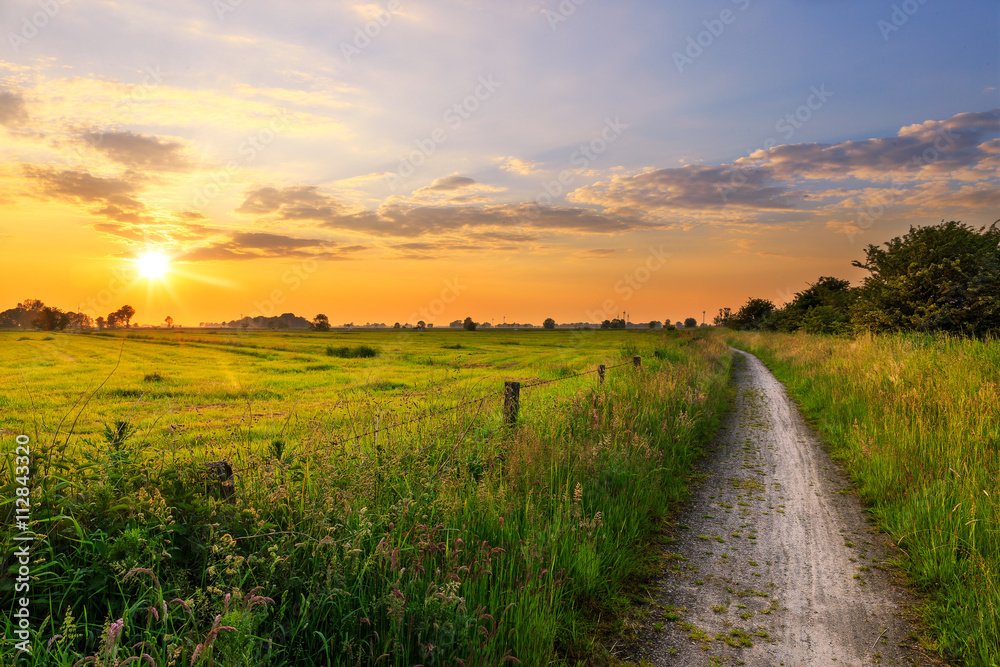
[211,358,645,493]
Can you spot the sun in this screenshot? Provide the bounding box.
[135,250,170,280]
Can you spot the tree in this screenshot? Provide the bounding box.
[543,317,556,330]
[311,314,331,332]
[683,317,698,328]
[663,319,671,328]
[393,322,401,329]
[768,276,855,333]
[712,308,732,327]
[416,320,426,330]
[164,315,174,328]
[106,311,122,328]
[32,306,71,331]
[68,312,93,329]
[600,319,612,329]
[728,298,775,331]
[463,317,477,331]
[851,220,1000,336]
[117,305,136,328]
[649,320,660,329]
[0,299,45,329]
[96,316,106,330]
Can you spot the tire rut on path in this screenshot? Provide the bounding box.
[626,349,944,666]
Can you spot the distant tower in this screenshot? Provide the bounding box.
[703,310,706,326]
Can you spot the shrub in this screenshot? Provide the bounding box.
[326,344,379,358]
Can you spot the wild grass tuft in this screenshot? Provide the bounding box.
[326,343,379,358]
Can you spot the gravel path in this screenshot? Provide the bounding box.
[626,349,944,666]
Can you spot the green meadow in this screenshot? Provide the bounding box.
[0,328,733,665]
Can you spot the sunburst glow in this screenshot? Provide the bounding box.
[135,251,170,280]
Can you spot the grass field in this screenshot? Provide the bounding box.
[727,331,1000,666]
[0,327,733,665]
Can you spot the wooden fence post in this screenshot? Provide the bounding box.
[503,381,521,426]
[205,460,235,501]
[598,364,606,383]
[633,356,642,369]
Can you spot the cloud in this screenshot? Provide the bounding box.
[755,109,1000,182]
[23,165,149,223]
[410,175,507,204]
[0,90,28,127]
[81,131,193,172]
[497,156,543,175]
[180,231,366,261]
[234,183,647,241]
[570,165,801,214]
[236,185,359,218]
[570,109,1000,225]
[417,175,478,192]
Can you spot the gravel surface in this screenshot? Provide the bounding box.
[625,349,945,666]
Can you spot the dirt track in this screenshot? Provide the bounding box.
[626,349,943,666]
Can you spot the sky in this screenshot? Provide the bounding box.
[1,0,998,327]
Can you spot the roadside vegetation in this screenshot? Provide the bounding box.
[713,220,1000,664]
[0,328,732,665]
[725,331,999,665]
[715,220,1000,336]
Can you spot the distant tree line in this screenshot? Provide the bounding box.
[0,299,139,331]
[715,221,1000,337]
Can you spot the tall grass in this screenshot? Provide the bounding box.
[727,331,1000,666]
[0,332,731,665]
